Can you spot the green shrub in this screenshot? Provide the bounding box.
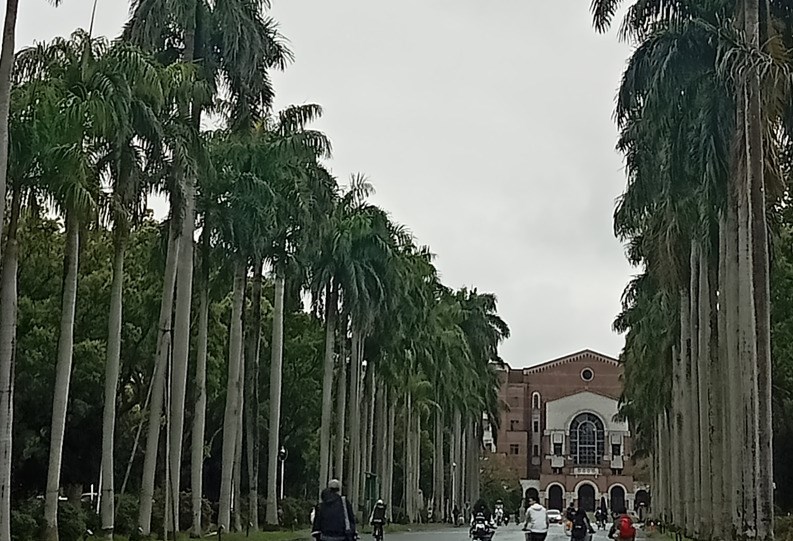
[57,501,86,541]
[114,493,138,536]
[280,497,314,527]
[10,499,42,541]
[776,515,793,541]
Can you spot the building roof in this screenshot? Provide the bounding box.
[522,349,618,375]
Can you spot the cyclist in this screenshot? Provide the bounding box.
[370,499,387,540]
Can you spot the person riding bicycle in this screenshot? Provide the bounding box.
[370,500,387,540]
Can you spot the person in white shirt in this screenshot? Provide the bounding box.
[523,495,550,541]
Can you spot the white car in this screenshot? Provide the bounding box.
[547,509,563,524]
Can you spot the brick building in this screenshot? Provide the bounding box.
[494,349,646,514]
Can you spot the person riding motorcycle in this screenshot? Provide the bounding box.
[369,500,387,540]
[494,500,504,526]
[469,511,494,540]
[471,499,493,523]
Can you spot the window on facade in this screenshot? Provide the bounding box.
[570,413,605,466]
[509,444,520,455]
[533,420,540,433]
[612,443,622,456]
[553,467,563,474]
[532,393,541,409]
[611,468,623,475]
[510,420,520,431]
[553,442,563,456]
[532,444,540,457]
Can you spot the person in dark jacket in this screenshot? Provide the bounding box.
[311,479,357,541]
[571,508,596,541]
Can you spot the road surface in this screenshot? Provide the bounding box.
[382,523,618,541]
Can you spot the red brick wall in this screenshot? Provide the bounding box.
[494,351,633,482]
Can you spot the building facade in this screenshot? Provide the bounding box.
[494,349,645,514]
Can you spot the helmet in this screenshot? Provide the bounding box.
[376,499,384,505]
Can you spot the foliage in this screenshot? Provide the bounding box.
[479,454,522,513]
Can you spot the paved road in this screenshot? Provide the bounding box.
[381,523,616,541]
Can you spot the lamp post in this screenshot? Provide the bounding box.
[451,462,457,518]
[278,446,288,500]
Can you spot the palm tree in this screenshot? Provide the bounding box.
[12,31,150,541]
[589,0,785,536]
[259,104,332,525]
[0,61,53,540]
[95,43,169,539]
[125,0,290,530]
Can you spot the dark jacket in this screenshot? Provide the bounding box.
[312,490,356,539]
[571,510,595,540]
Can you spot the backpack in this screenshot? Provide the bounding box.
[618,516,636,538]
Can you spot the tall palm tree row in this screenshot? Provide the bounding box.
[0,4,511,541]
[591,0,793,539]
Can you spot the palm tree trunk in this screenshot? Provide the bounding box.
[697,243,712,539]
[460,423,467,512]
[433,408,444,521]
[334,333,347,484]
[469,422,479,503]
[714,216,728,540]
[190,231,210,538]
[168,173,197,534]
[218,258,246,531]
[233,386,244,532]
[671,343,684,530]
[100,223,128,538]
[745,0,773,530]
[452,409,462,512]
[346,328,362,503]
[656,413,666,523]
[138,219,179,535]
[405,392,413,522]
[688,241,700,539]
[44,211,80,541]
[359,370,369,506]
[375,382,386,495]
[265,271,285,524]
[0,189,21,541]
[245,258,263,531]
[737,122,759,539]
[386,397,396,521]
[366,363,375,475]
[707,235,729,539]
[415,409,422,521]
[725,192,743,536]
[318,282,337,495]
[0,0,21,266]
[679,282,694,537]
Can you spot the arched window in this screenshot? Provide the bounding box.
[532,392,541,410]
[570,413,605,465]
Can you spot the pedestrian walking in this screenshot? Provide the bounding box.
[311,479,357,541]
[522,495,549,541]
[571,508,596,541]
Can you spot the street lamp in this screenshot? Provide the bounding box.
[451,462,457,519]
[278,446,288,500]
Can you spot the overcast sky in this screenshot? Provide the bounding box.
[15,0,635,367]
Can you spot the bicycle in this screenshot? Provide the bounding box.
[372,522,384,541]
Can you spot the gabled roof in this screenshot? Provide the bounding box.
[522,349,618,374]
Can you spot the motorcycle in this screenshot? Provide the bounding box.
[470,520,495,541]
